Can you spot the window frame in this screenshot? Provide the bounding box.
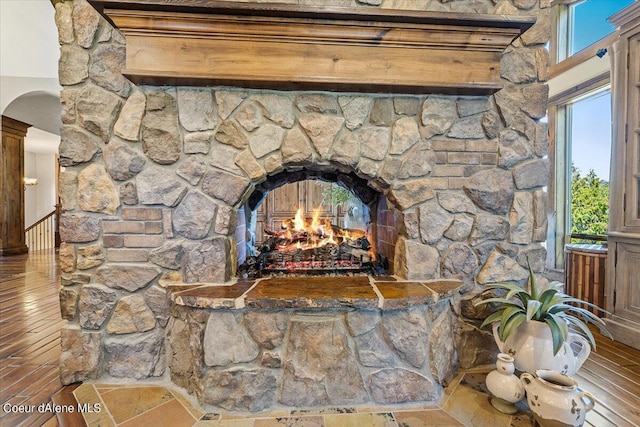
[548,75,611,267]
[547,0,629,269]
[551,0,626,78]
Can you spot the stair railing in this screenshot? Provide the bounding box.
[25,204,60,251]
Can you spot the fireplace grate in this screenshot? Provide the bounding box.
[239,245,387,278]
[259,244,372,275]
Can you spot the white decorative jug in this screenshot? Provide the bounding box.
[521,370,595,427]
[492,320,590,375]
[485,353,525,414]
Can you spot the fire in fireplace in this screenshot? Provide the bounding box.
[242,205,384,277]
[237,172,397,278]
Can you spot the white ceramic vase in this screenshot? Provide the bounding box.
[485,352,525,414]
[521,370,595,427]
[492,320,590,375]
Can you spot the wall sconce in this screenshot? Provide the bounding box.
[24,177,38,186]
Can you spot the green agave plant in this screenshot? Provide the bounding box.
[476,264,611,355]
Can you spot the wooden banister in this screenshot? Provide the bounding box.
[25,209,58,252]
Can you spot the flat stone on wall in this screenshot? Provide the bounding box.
[78,284,117,329]
[141,89,181,165]
[352,330,395,367]
[106,294,157,334]
[369,369,438,404]
[172,190,217,239]
[201,168,251,206]
[463,168,515,215]
[77,164,120,215]
[381,309,428,368]
[280,315,368,406]
[166,317,193,389]
[243,311,288,350]
[59,127,101,167]
[429,308,458,384]
[183,238,231,283]
[202,369,277,412]
[114,90,146,141]
[103,140,146,181]
[93,264,161,292]
[104,329,165,379]
[394,237,439,280]
[136,166,187,207]
[203,311,260,366]
[89,43,131,97]
[60,325,103,385]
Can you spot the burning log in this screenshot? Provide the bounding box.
[250,207,378,276]
[261,224,370,253]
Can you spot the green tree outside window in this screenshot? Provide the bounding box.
[570,164,609,240]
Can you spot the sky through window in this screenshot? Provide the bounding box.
[570,0,634,54]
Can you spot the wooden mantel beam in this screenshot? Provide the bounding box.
[89,0,535,95]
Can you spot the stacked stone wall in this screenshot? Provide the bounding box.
[56,0,550,392]
[169,302,458,412]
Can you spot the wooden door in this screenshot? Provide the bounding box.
[1,117,29,255]
[255,180,346,244]
[607,5,640,351]
[264,181,302,236]
[624,33,640,228]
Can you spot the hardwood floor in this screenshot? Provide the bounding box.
[0,250,63,427]
[0,250,638,426]
[576,332,640,426]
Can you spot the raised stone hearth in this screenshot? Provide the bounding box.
[56,0,550,414]
[166,277,462,411]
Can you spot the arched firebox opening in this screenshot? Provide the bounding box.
[235,168,399,278]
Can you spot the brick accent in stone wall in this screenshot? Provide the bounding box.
[102,208,168,262]
[375,197,398,273]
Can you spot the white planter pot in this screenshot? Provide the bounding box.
[492,320,590,375]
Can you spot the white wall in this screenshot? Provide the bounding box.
[24,151,57,227]
[0,1,61,133]
[24,151,38,227]
[0,1,59,80]
[36,153,57,218]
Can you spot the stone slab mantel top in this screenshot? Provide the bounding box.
[87,0,534,95]
[162,276,463,310]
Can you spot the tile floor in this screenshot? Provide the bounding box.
[70,368,535,427]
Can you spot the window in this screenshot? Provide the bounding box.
[556,0,634,63]
[569,90,611,182]
[569,0,633,55]
[552,87,612,265]
[568,90,611,238]
[548,0,632,267]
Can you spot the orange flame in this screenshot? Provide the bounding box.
[293,209,305,231]
[326,230,337,245]
[310,208,322,231]
[278,206,370,253]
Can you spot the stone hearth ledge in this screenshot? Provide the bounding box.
[160,276,463,310]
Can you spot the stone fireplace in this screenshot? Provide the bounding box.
[56,0,550,413]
